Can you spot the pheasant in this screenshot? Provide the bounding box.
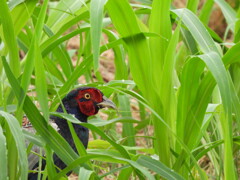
[27,87,116,179]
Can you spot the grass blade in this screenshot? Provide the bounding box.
[2,57,80,170]
[34,0,49,120]
[198,52,236,179]
[137,155,184,180]
[175,52,236,179]
[0,111,28,180]
[118,95,136,150]
[149,0,172,87]
[172,8,219,54]
[55,153,155,180]
[103,29,128,80]
[50,112,131,159]
[78,167,95,180]
[0,0,20,76]
[46,0,87,34]
[90,0,107,71]
[11,0,38,35]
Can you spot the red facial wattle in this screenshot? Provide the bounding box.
[79,101,98,116]
[74,88,103,116]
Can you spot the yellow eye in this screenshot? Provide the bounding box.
[84,93,91,99]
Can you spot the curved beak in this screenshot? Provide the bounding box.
[97,96,117,110]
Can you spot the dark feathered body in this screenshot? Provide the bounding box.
[51,95,89,170]
[51,91,90,170]
[53,92,90,150]
[28,87,116,179]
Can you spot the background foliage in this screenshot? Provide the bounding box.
[0,0,240,179]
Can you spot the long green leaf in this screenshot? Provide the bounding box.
[34,0,49,120]
[103,29,128,80]
[0,111,28,180]
[137,155,184,180]
[2,57,80,170]
[149,0,172,86]
[197,52,235,179]
[159,23,180,139]
[55,153,155,180]
[106,0,151,96]
[0,0,20,76]
[46,0,87,34]
[175,52,236,179]
[90,0,107,71]
[11,0,38,36]
[78,167,95,180]
[172,8,219,55]
[118,95,136,149]
[50,112,131,160]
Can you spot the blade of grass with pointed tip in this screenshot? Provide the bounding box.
[90,0,107,71]
[0,111,28,180]
[33,0,49,120]
[0,0,20,76]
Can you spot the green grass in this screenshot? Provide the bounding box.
[0,0,240,179]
